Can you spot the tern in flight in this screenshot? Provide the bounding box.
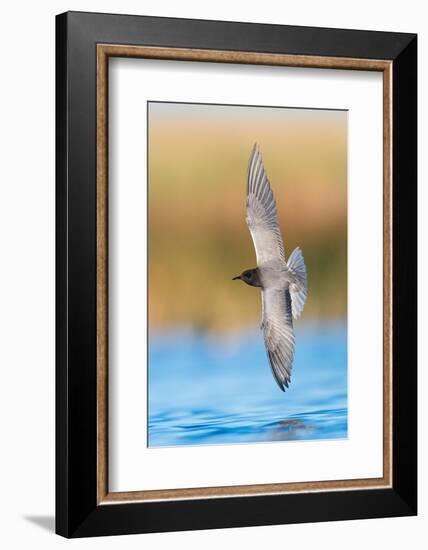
[233,145,307,391]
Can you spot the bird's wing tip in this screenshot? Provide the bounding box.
[274,377,286,392]
[267,349,290,392]
[277,379,287,392]
[251,142,261,157]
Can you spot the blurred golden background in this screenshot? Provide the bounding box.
[148,102,347,332]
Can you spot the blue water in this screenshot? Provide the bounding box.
[148,322,347,447]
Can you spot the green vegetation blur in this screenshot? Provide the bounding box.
[148,103,347,331]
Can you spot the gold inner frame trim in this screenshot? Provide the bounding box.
[96,44,393,505]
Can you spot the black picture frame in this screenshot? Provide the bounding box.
[56,10,417,538]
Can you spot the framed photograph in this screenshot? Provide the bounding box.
[56,11,417,538]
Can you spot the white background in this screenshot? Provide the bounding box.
[110,60,383,491]
[0,1,425,549]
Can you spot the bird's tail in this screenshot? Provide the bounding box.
[287,247,307,319]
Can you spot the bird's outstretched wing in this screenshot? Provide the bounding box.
[261,288,295,391]
[246,144,285,266]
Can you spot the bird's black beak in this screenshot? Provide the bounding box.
[232,275,242,281]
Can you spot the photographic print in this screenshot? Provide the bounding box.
[147,101,348,448]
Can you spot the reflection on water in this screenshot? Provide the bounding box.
[271,418,312,440]
[148,322,347,447]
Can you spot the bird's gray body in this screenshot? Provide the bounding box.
[234,145,308,391]
[258,260,294,289]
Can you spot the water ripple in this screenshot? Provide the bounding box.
[148,323,347,447]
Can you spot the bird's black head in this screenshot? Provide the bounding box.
[232,268,262,288]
